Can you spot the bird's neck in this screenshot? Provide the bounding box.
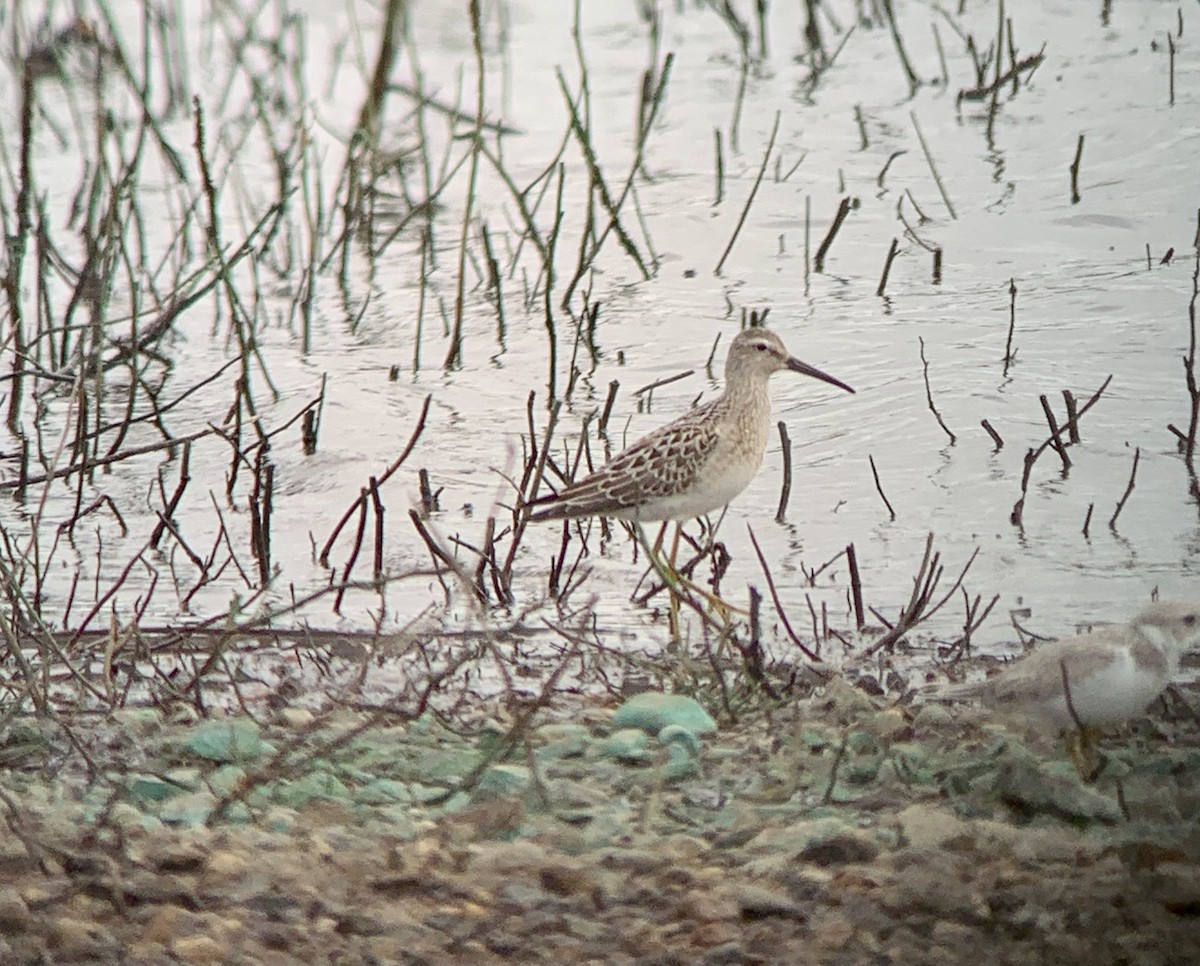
[721,373,769,408]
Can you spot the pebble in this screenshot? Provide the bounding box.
[170,934,226,964]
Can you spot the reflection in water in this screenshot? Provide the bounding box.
[0,0,1197,672]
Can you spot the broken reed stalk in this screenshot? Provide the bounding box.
[731,586,780,701]
[4,59,35,434]
[369,479,385,584]
[713,128,724,205]
[1108,447,1140,529]
[845,542,865,629]
[149,441,192,548]
[1062,390,1080,442]
[981,419,1004,448]
[813,196,852,273]
[250,453,275,585]
[774,421,792,524]
[868,454,896,520]
[910,112,956,220]
[1069,133,1084,204]
[418,468,441,514]
[1168,34,1176,106]
[746,524,821,662]
[864,534,981,656]
[598,381,620,436]
[804,195,811,291]
[444,0,486,371]
[986,0,1006,141]
[880,0,920,96]
[1039,395,1070,470]
[1176,248,1200,471]
[498,398,563,602]
[319,394,432,568]
[1010,375,1113,526]
[714,109,781,275]
[334,489,371,613]
[1003,277,1018,375]
[918,337,956,443]
[876,238,900,296]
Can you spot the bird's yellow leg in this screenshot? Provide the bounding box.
[667,524,682,641]
[633,523,746,621]
[1066,727,1103,783]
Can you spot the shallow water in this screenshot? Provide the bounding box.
[2,0,1199,671]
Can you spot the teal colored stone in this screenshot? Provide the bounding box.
[473,765,531,801]
[535,724,591,760]
[477,721,509,756]
[598,728,653,764]
[411,749,481,781]
[185,720,274,763]
[408,782,448,805]
[661,744,701,782]
[844,759,882,785]
[657,725,703,757]
[107,802,163,831]
[847,731,879,755]
[408,713,447,737]
[369,805,422,839]
[163,768,203,790]
[206,765,246,797]
[355,779,414,805]
[271,771,351,809]
[536,723,592,743]
[438,791,471,814]
[160,790,219,827]
[612,693,716,737]
[263,806,297,833]
[800,729,831,752]
[127,774,185,805]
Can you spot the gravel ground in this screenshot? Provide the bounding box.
[2,681,1200,965]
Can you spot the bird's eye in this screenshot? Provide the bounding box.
[755,343,768,352]
[1186,614,1198,626]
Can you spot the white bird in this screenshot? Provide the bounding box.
[932,601,1200,780]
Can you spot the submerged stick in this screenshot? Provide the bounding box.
[1039,395,1071,470]
[1069,134,1084,205]
[981,419,1004,449]
[813,196,852,273]
[319,395,432,567]
[869,454,896,520]
[775,421,792,524]
[714,109,781,275]
[1003,277,1018,375]
[713,128,724,205]
[881,0,920,96]
[918,337,956,443]
[1062,390,1081,442]
[846,542,865,629]
[747,524,821,662]
[910,112,956,219]
[1108,447,1140,529]
[876,238,900,296]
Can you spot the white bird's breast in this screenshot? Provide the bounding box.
[1038,645,1168,728]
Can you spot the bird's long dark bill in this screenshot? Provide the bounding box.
[786,357,855,394]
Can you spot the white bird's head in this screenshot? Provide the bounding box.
[1133,600,1200,657]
